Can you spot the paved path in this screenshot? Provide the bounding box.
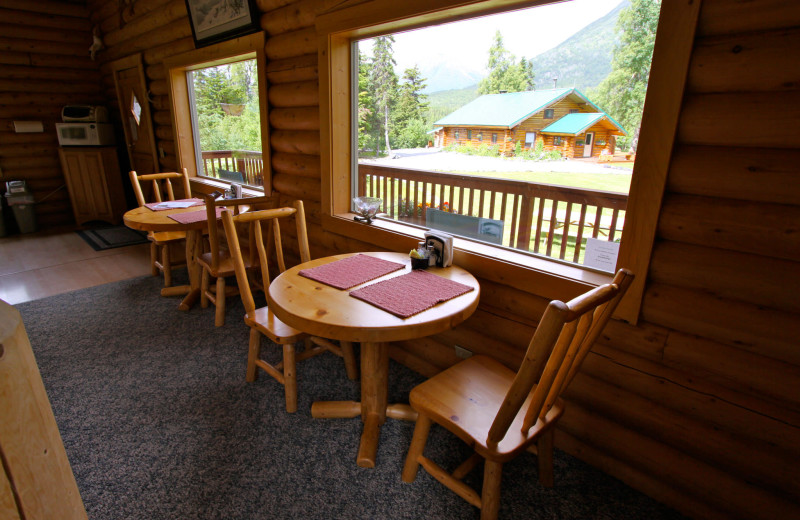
[360,148,631,174]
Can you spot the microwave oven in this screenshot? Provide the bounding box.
[56,122,115,146]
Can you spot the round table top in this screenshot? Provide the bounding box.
[267,252,480,343]
[123,205,209,232]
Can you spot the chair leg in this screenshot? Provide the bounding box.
[480,459,503,520]
[246,328,261,382]
[200,269,210,308]
[162,244,172,288]
[537,429,555,488]
[150,242,159,276]
[402,413,432,482]
[283,342,297,413]
[214,275,226,327]
[340,341,359,380]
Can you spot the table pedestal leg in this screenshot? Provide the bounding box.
[312,341,419,468]
[178,230,202,311]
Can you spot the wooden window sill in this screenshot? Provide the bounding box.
[324,213,612,303]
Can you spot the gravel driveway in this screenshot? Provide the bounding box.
[359,148,630,174]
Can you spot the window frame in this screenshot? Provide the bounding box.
[317,0,699,323]
[163,32,271,194]
[543,108,555,119]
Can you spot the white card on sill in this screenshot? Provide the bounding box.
[583,238,620,272]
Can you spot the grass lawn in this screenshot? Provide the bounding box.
[443,169,632,194]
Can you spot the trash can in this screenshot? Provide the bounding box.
[0,196,6,237]
[5,180,37,234]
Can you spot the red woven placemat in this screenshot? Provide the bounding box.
[145,198,204,211]
[168,207,222,224]
[298,254,406,290]
[349,270,474,318]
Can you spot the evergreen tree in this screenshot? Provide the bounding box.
[478,31,535,94]
[357,50,377,151]
[590,0,660,151]
[392,66,430,148]
[370,36,399,154]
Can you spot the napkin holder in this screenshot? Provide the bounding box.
[424,231,453,267]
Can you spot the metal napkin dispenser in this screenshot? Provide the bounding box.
[424,231,453,267]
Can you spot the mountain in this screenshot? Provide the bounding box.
[529,0,628,91]
[419,62,483,94]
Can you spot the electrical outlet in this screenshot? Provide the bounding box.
[454,345,473,359]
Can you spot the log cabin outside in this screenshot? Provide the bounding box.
[432,88,627,159]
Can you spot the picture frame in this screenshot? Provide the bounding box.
[185,0,260,48]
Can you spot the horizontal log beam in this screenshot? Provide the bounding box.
[650,240,800,314]
[271,152,320,179]
[658,193,800,261]
[0,0,87,18]
[266,53,318,84]
[688,28,800,93]
[270,107,319,130]
[0,7,91,31]
[271,130,320,155]
[697,0,800,37]
[667,145,800,205]
[678,92,800,149]
[265,27,316,61]
[269,80,319,108]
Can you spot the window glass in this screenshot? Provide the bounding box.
[352,0,659,272]
[188,59,263,187]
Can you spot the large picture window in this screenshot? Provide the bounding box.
[318,0,697,323]
[164,32,270,193]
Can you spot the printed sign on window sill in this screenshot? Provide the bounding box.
[584,238,620,272]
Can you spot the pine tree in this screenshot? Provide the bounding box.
[392,66,430,148]
[478,31,535,94]
[370,36,399,155]
[590,0,660,151]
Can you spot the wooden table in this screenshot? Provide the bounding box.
[123,205,207,310]
[267,251,480,468]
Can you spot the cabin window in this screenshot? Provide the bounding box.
[524,132,536,148]
[569,109,579,114]
[554,136,564,146]
[320,0,682,323]
[544,109,555,119]
[477,133,483,142]
[163,32,270,193]
[491,133,498,144]
[467,129,472,140]
[453,130,460,141]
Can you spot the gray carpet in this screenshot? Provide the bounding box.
[16,273,687,519]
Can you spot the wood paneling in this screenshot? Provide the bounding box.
[9,0,795,519]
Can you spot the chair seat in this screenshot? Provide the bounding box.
[150,230,187,244]
[246,306,307,345]
[410,355,561,461]
[196,249,256,277]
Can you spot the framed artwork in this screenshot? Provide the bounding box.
[185,0,260,48]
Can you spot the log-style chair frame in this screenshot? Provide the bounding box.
[402,268,634,520]
[196,193,276,327]
[128,169,192,292]
[220,202,358,412]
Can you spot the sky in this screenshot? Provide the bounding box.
[360,0,624,75]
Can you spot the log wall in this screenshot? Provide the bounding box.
[5,0,797,519]
[0,0,102,228]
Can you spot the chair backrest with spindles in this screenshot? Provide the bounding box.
[201,193,277,271]
[485,269,634,449]
[220,200,310,315]
[129,169,192,206]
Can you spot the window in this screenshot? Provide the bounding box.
[477,133,483,142]
[164,32,270,193]
[554,136,564,146]
[319,0,693,323]
[544,109,555,119]
[524,132,536,148]
[569,109,579,114]
[453,130,460,141]
[467,129,472,140]
[491,133,498,144]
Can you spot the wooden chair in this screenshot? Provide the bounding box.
[129,169,192,293]
[220,202,359,412]
[402,269,634,520]
[196,193,276,327]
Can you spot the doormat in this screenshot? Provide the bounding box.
[77,226,149,251]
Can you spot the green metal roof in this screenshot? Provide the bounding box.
[434,88,574,128]
[434,88,626,135]
[541,112,626,136]
[542,113,602,134]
